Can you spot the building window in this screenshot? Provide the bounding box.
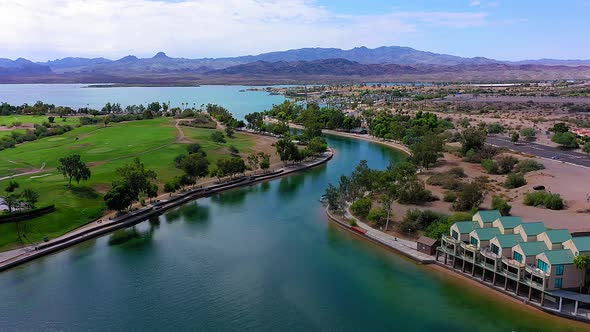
[470,237,478,246]
[537,259,549,273]
[452,230,458,240]
[513,251,523,263]
[491,243,499,255]
[555,265,564,276]
[555,278,563,289]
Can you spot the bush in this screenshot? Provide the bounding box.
[504,173,527,189]
[399,209,448,235]
[443,191,457,202]
[350,197,372,218]
[524,191,564,210]
[481,159,498,174]
[487,123,505,134]
[448,167,466,178]
[491,196,511,216]
[228,145,239,154]
[496,155,519,174]
[515,159,545,173]
[452,181,485,211]
[367,208,387,227]
[210,131,226,143]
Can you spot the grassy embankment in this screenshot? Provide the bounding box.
[0,117,259,250]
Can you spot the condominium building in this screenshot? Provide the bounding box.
[437,210,590,318]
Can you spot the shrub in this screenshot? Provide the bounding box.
[481,159,498,174]
[487,123,505,134]
[524,191,564,210]
[496,155,519,174]
[491,196,511,216]
[514,159,545,173]
[504,173,527,189]
[448,167,466,178]
[443,191,457,202]
[228,145,239,154]
[452,181,485,211]
[367,208,387,227]
[399,209,448,235]
[350,197,372,218]
[210,131,226,143]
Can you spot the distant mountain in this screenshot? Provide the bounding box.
[2,47,590,83]
[41,57,112,70]
[228,46,498,66]
[0,58,51,75]
[510,59,590,66]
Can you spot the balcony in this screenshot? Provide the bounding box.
[502,257,524,269]
[526,264,549,278]
[480,247,499,259]
[442,235,459,245]
[461,242,478,252]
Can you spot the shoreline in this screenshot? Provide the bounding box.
[0,148,334,273]
[325,207,590,326]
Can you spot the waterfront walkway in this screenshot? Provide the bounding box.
[0,149,334,272]
[326,207,434,264]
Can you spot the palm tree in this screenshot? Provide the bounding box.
[573,254,590,293]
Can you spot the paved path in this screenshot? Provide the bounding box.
[337,206,434,263]
[487,135,590,168]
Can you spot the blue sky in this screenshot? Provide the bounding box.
[1,0,589,61]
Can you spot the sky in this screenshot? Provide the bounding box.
[1,0,589,62]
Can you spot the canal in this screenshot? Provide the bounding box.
[0,133,583,331]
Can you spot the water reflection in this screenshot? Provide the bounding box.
[277,174,306,199]
[211,187,250,207]
[107,226,154,247]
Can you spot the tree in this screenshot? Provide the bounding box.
[492,196,511,216]
[551,122,570,133]
[511,132,520,144]
[460,128,487,156]
[103,116,111,127]
[4,194,21,214]
[180,153,210,182]
[307,136,328,156]
[324,183,341,211]
[247,154,260,173]
[164,181,178,196]
[452,181,485,211]
[225,127,235,138]
[216,157,246,179]
[350,197,371,218]
[274,138,299,164]
[259,152,271,172]
[381,185,396,231]
[57,154,91,187]
[48,116,55,123]
[104,185,134,211]
[410,133,443,169]
[573,255,590,293]
[552,132,579,148]
[5,180,19,193]
[584,142,590,154]
[520,127,536,140]
[244,112,264,131]
[21,189,39,209]
[187,143,204,155]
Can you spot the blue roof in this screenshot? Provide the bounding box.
[541,249,575,265]
[454,221,480,234]
[496,216,523,229]
[474,210,502,223]
[516,241,548,256]
[472,227,501,241]
[543,229,572,244]
[518,222,546,236]
[494,234,522,248]
[571,237,590,253]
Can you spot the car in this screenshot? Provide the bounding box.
[533,185,546,191]
[551,156,560,160]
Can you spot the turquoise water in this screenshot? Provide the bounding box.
[0,85,583,330]
[0,84,285,117]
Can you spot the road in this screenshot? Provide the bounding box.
[486,136,590,168]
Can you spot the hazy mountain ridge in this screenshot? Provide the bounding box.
[2,46,590,83]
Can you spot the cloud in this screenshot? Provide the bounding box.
[0,0,493,61]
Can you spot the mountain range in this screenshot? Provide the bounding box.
[1,46,590,84]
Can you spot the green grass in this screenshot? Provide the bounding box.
[0,118,259,250]
[0,115,80,127]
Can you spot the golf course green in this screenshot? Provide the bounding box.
[0,116,263,250]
